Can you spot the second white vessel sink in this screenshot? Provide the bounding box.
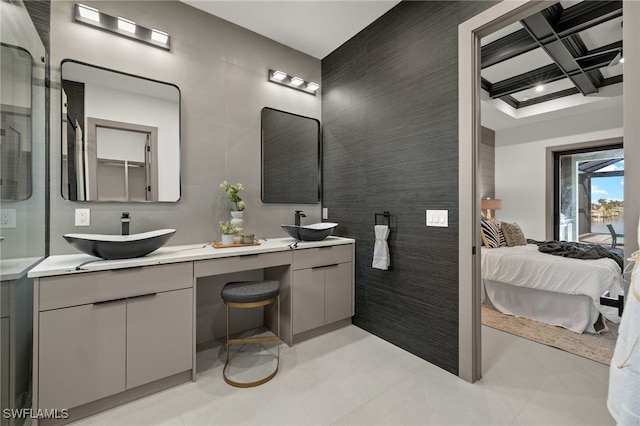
[63,229,176,260]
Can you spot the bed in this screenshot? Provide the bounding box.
[481,243,624,333]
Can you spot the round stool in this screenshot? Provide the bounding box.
[220,280,280,387]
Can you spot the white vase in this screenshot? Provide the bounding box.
[221,234,235,246]
[230,210,244,243]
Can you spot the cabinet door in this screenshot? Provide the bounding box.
[39,300,126,409]
[324,263,353,325]
[126,288,193,389]
[292,268,325,335]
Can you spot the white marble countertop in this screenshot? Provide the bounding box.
[28,236,355,278]
[2,257,44,281]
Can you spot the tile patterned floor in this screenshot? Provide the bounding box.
[72,325,614,425]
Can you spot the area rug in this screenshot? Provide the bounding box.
[482,304,618,365]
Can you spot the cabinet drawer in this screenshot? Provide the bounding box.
[38,262,193,311]
[292,244,353,270]
[194,251,291,277]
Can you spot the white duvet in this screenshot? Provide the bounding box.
[481,244,624,320]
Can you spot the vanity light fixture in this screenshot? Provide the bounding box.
[73,3,170,50]
[290,76,304,86]
[151,29,169,44]
[77,3,100,22]
[271,70,287,81]
[117,17,136,33]
[268,69,319,95]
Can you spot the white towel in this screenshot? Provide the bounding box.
[372,225,390,270]
[607,251,640,424]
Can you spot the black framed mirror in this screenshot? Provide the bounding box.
[61,60,181,202]
[261,107,320,204]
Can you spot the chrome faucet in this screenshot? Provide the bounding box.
[121,212,130,235]
[294,210,306,226]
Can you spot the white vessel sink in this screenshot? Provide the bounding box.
[63,229,176,260]
[281,222,338,241]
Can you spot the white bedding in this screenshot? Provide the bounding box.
[481,244,624,326]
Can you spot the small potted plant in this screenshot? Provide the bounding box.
[220,181,245,212]
[218,221,237,246]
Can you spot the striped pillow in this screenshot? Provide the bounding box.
[481,219,505,248]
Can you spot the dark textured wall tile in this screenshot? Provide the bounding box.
[322,30,367,80]
[322,0,495,376]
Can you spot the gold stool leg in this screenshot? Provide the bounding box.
[223,295,280,388]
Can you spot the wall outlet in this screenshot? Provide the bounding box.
[75,208,90,226]
[322,208,329,220]
[0,209,16,228]
[426,210,448,227]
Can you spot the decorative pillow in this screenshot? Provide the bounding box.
[481,219,505,248]
[501,222,527,246]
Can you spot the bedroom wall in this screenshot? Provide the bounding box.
[494,107,622,240]
[480,126,495,200]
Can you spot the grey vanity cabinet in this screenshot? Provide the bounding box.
[126,288,192,389]
[35,263,193,412]
[38,300,127,409]
[292,245,353,336]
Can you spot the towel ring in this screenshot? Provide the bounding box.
[375,212,391,226]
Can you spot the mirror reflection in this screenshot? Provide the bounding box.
[1,44,33,201]
[61,60,181,202]
[261,107,320,204]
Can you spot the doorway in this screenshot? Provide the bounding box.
[458,1,640,383]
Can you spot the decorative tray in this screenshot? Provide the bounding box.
[211,240,261,249]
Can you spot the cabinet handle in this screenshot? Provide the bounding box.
[238,253,260,259]
[312,263,339,270]
[93,297,126,306]
[127,292,157,300]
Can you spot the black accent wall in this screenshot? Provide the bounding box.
[322,1,496,375]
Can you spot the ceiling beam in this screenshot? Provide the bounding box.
[556,1,623,39]
[517,87,580,108]
[521,9,598,95]
[489,64,565,98]
[481,29,538,69]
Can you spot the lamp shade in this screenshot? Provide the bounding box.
[481,199,502,210]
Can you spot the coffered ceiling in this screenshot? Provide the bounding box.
[481,0,623,130]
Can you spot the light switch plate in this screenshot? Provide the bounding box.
[426,210,448,227]
[322,208,328,220]
[0,209,16,228]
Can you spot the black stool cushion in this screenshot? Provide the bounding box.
[221,280,280,303]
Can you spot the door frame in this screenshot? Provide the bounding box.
[458,0,640,383]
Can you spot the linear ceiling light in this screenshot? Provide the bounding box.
[268,69,319,95]
[74,3,170,50]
